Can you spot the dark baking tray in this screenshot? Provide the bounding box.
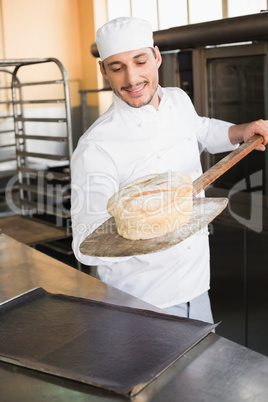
[0,288,217,396]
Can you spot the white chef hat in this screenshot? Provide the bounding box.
[96,17,154,61]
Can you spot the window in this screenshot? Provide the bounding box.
[227,0,267,18]
[107,0,189,29]
[107,0,268,29]
[189,0,222,23]
[107,0,131,20]
[131,0,159,30]
[158,0,188,29]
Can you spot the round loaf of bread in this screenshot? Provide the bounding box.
[107,172,193,240]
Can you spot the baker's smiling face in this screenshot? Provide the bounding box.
[99,46,162,110]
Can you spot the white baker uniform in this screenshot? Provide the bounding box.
[71,86,235,309]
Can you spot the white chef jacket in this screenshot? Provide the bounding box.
[71,86,235,309]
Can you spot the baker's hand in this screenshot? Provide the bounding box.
[229,119,268,151]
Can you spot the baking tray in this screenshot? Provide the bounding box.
[0,288,217,396]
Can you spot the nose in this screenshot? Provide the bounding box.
[125,66,138,85]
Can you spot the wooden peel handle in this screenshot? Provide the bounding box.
[193,134,264,196]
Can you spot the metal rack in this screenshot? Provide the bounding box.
[79,87,112,133]
[0,68,18,215]
[0,58,76,263]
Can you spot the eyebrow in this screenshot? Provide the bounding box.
[106,52,148,67]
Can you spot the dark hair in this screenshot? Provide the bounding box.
[151,47,156,58]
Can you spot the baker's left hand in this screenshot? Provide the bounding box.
[229,119,268,151]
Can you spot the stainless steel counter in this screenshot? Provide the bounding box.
[0,233,268,401]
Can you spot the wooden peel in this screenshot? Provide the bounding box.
[193,134,264,196]
[80,134,263,257]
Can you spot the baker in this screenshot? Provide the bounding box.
[71,17,268,322]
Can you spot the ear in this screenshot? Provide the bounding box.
[98,60,107,79]
[154,46,162,69]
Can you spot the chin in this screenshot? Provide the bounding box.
[126,95,154,109]
[127,101,147,108]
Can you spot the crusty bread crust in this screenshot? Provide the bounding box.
[107,172,193,240]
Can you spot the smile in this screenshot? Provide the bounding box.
[124,83,146,95]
